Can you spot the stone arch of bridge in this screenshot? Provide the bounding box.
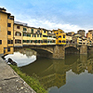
[65,46,80,54]
[30,47,53,58]
[30,47,53,54]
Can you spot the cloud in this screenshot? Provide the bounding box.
[16,17,86,33]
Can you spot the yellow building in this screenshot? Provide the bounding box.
[47,30,56,45]
[35,28,43,45]
[87,31,92,40]
[23,26,44,46]
[0,8,14,56]
[74,34,82,45]
[67,32,75,36]
[66,35,72,44]
[14,22,24,47]
[30,27,43,46]
[87,30,93,46]
[23,26,32,46]
[53,29,66,45]
[39,28,48,45]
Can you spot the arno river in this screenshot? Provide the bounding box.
[5,49,93,93]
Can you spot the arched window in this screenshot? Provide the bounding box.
[15,32,21,36]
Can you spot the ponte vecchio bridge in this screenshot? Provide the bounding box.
[14,44,89,59]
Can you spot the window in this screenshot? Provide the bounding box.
[11,40,13,44]
[18,32,21,36]
[37,34,39,37]
[59,40,61,43]
[32,34,36,37]
[40,35,42,37]
[15,39,21,44]
[17,26,20,29]
[44,30,46,33]
[41,40,43,43]
[43,35,47,37]
[63,35,65,38]
[23,40,27,43]
[43,40,47,43]
[15,32,21,36]
[38,40,40,43]
[23,28,27,31]
[8,40,11,44]
[23,33,27,36]
[50,41,52,43]
[53,40,55,43]
[58,36,61,38]
[0,40,2,44]
[8,40,13,44]
[8,31,11,35]
[8,47,10,52]
[35,40,37,43]
[37,30,40,32]
[8,23,11,27]
[31,29,34,33]
[66,41,68,43]
[27,34,31,37]
[27,40,30,43]
[62,41,65,43]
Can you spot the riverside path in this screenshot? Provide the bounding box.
[0,57,36,93]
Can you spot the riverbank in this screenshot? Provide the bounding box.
[10,65,47,93]
[0,57,36,93]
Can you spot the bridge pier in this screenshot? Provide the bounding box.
[80,45,87,54]
[53,45,65,59]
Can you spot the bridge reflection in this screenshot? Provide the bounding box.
[20,51,93,90]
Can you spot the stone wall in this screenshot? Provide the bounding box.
[53,45,65,59]
[80,45,87,54]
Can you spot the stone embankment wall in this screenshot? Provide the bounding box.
[0,57,36,93]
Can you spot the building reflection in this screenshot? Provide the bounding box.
[14,48,36,57]
[20,51,93,90]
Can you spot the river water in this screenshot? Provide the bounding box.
[5,50,93,93]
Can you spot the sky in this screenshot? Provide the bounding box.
[0,0,93,33]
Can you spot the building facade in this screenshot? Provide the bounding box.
[53,29,66,45]
[0,8,14,56]
[77,30,85,37]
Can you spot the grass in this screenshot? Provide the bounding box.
[10,65,47,93]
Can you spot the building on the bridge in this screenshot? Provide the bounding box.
[47,30,56,45]
[74,34,82,45]
[77,30,85,37]
[81,37,87,45]
[66,34,72,44]
[53,29,66,45]
[86,30,93,46]
[23,25,32,46]
[14,22,57,46]
[67,32,75,36]
[87,38,92,46]
[72,35,77,44]
[34,28,43,45]
[14,21,24,47]
[0,7,14,56]
[40,28,48,45]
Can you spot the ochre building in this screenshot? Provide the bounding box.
[0,8,14,56]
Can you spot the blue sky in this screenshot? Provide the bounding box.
[0,0,93,32]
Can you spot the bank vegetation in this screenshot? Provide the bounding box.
[10,65,47,93]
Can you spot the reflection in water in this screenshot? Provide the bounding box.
[5,49,36,67]
[5,49,93,93]
[20,53,93,93]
